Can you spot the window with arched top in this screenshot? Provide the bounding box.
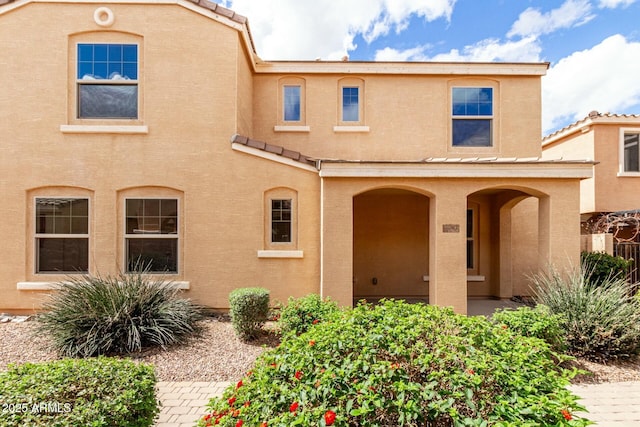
[264,188,298,250]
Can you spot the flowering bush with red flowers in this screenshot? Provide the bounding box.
[198,300,592,426]
[277,294,340,336]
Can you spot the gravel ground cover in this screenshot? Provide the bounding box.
[0,317,277,381]
[0,317,638,383]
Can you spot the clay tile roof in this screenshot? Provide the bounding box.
[0,0,249,25]
[187,0,248,25]
[543,110,640,141]
[231,134,317,168]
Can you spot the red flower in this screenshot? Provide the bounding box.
[294,370,303,380]
[561,409,572,420]
[290,401,299,413]
[466,368,475,375]
[260,423,268,427]
[236,380,243,389]
[243,401,250,408]
[312,319,319,324]
[235,420,243,427]
[324,410,337,425]
[203,414,212,421]
[309,340,316,346]
[269,363,277,368]
[228,396,236,406]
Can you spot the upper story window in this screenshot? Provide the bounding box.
[623,132,640,173]
[342,87,359,122]
[35,198,89,273]
[125,198,178,273]
[283,85,301,122]
[77,43,138,119]
[452,87,493,147]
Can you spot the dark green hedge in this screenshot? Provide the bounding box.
[0,357,158,427]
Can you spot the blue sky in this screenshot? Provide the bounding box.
[222,0,640,135]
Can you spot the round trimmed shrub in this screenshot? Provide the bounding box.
[229,287,270,340]
[277,294,340,336]
[36,270,203,357]
[581,251,632,287]
[199,300,590,426]
[0,357,158,427]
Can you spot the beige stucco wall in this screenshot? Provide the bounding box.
[252,75,543,161]
[0,2,321,311]
[592,125,640,213]
[0,1,584,315]
[543,122,640,215]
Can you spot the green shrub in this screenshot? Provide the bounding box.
[229,287,270,340]
[277,294,340,336]
[0,357,158,427]
[36,269,203,357]
[492,305,566,352]
[531,266,640,361]
[581,251,632,287]
[199,300,590,427]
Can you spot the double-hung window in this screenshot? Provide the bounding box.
[125,199,178,272]
[35,198,89,273]
[623,132,640,172]
[283,86,301,122]
[271,199,292,243]
[342,87,359,122]
[77,43,138,119]
[452,87,493,147]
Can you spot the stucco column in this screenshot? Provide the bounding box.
[542,183,581,271]
[428,192,468,314]
[320,179,354,307]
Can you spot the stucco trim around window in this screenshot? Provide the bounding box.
[274,125,311,132]
[333,126,370,133]
[60,125,149,134]
[257,250,304,258]
[17,281,190,290]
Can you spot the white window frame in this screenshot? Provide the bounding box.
[34,197,90,274]
[619,128,640,176]
[124,197,179,274]
[451,86,494,148]
[76,42,139,120]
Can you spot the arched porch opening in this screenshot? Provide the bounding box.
[353,188,431,303]
[467,186,548,300]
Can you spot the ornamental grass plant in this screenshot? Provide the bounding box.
[530,265,640,361]
[35,268,203,357]
[199,300,590,427]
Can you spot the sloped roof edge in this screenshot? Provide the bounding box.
[0,0,258,56]
[543,111,640,146]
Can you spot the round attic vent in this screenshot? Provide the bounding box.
[94,7,115,27]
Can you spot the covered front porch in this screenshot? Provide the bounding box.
[318,159,592,314]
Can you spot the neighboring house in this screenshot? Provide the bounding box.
[0,0,593,314]
[543,111,640,227]
[542,111,640,281]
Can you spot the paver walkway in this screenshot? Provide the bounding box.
[569,381,640,427]
[155,381,230,427]
[156,380,640,427]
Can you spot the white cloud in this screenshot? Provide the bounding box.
[598,0,637,7]
[542,34,640,133]
[224,0,456,60]
[374,36,541,62]
[507,0,594,38]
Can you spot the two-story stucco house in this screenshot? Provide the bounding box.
[542,111,640,281]
[0,0,593,314]
[543,111,640,224]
